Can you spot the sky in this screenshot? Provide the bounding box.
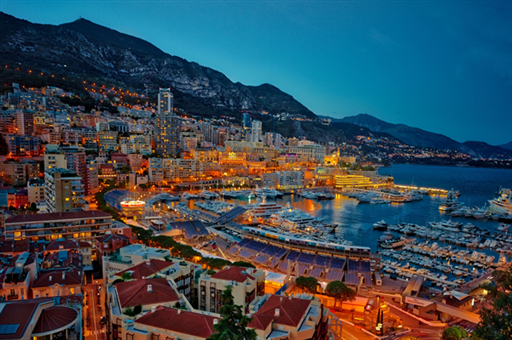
[1,0,511,145]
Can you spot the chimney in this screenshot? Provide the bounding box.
[147,284,152,292]
[151,307,157,313]
[213,319,218,325]
[280,296,283,301]
[49,275,52,282]
[146,259,151,266]
[177,309,181,315]
[62,272,66,280]
[274,308,280,317]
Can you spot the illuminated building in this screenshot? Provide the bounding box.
[155,88,180,157]
[44,168,85,213]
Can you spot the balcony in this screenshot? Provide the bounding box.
[7,294,19,300]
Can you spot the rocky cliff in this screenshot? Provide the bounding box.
[0,12,316,119]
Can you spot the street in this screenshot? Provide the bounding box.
[84,283,106,340]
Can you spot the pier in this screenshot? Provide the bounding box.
[394,185,448,195]
[385,264,460,287]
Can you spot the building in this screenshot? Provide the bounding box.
[251,120,262,143]
[98,130,119,151]
[0,299,81,340]
[44,168,85,213]
[264,132,283,148]
[14,110,34,136]
[197,266,265,313]
[248,294,328,340]
[95,233,131,258]
[27,179,45,204]
[3,134,41,156]
[3,210,119,243]
[45,238,93,268]
[155,89,180,157]
[262,171,305,190]
[287,144,326,163]
[0,161,39,186]
[44,151,67,172]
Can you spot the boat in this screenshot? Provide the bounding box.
[373,220,388,231]
[248,196,282,217]
[269,203,324,228]
[489,188,512,214]
[380,238,405,249]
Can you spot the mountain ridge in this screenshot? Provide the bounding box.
[339,114,511,158]
[0,12,316,119]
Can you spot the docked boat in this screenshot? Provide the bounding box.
[269,203,324,228]
[248,196,282,217]
[380,238,405,249]
[373,219,388,231]
[489,188,512,215]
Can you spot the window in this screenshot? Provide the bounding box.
[126,334,134,340]
[152,334,160,340]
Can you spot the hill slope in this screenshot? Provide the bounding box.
[0,12,316,119]
[340,114,511,159]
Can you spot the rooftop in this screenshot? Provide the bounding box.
[115,278,179,308]
[135,306,219,339]
[115,259,173,280]
[33,306,78,334]
[249,295,311,330]
[211,266,256,283]
[5,210,111,224]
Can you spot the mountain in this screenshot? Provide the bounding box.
[498,141,512,151]
[340,114,511,159]
[0,12,316,119]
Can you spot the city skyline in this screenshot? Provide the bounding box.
[1,1,511,145]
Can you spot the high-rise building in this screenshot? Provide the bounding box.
[44,168,85,213]
[250,120,262,143]
[14,110,34,136]
[155,89,180,157]
[264,132,282,148]
[241,113,252,140]
[158,88,174,115]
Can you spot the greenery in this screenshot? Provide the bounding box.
[472,267,512,340]
[120,272,132,281]
[326,281,356,308]
[231,261,255,269]
[94,181,123,222]
[442,326,468,340]
[207,269,216,275]
[206,286,257,340]
[295,276,319,294]
[123,304,142,317]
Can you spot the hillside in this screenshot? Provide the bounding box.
[340,114,511,159]
[0,12,316,119]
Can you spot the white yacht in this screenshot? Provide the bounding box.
[270,203,324,228]
[489,188,512,214]
[248,196,282,217]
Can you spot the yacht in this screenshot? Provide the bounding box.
[270,203,324,228]
[373,219,388,231]
[248,196,282,217]
[489,188,512,214]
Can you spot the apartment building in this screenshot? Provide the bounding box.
[197,266,265,313]
[0,161,39,186]
[3,210,114,243]
[27,179,45,204]
[98,130,119,151]
[44,168,85,213]
[262,171,305,190]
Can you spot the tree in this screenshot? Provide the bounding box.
[472,267,512,340]
[442,326,468,340]
[121,272,132,281]
[295,276,319,294]
[206,286,257,340]
[232,261,255,269]
[326,281,356,308]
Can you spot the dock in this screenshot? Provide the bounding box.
[386,264,460,287]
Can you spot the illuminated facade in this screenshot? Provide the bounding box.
[156,88,180,157]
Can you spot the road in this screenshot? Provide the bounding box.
[84,283,106,340]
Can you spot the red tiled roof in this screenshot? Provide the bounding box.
[43,251,82,269]
[248,295,311,330]
[211,266,256,283]
[116,278,179,308]
[33,268,82,288]
[135,306,219,339]
[5,210,111,224]
[96,233,130,243]
[33,306,78,334]
[116,259,173,280]
[78,241,92,248]
[0,301,42,339]
[46,239,80,251]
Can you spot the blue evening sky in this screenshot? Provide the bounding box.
[1,0,511,145]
